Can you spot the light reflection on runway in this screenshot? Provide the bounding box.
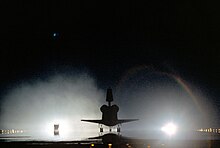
[1,129,220,142]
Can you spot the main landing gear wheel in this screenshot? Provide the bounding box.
[100,127,103,133]
[117,124,121,133]
[117,127,120,133]
[99,124,103,133]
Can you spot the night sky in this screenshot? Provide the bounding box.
[0,1,220,133]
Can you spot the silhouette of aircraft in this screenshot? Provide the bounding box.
[81,88,138,132]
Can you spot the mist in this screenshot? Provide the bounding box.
[114,69,217,138]
[0,69,217,140]
[0,72,104,138]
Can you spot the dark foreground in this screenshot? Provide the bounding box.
[1,140,220,148]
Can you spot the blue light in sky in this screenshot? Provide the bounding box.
[53,33,57,37]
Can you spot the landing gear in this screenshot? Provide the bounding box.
[117,127,120,133]
[99,124,103,133]
[117,124,121,133]
[99,124,121,134]
[100,127,103,133]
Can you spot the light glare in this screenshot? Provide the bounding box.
[44,119,71,137]
[161,122,177,136]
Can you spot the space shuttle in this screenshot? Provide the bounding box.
[81,88,138,132]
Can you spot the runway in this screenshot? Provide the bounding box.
[1,139,220,148]
[1,132,220,148]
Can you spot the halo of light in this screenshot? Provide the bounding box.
[116,65,210,121]
[161,122,177,136]
[44,119,72,137]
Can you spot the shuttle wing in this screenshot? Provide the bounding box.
[117,119,138,124]
[81,119,104,124]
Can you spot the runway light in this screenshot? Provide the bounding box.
[161,122,177,136]
[90,143,95,148]
[108,143,112,148]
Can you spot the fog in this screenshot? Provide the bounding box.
[114,69,217,138]
[0,69,217,140]
[0,72,104,138]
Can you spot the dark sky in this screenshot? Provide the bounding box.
[0,1,220,102]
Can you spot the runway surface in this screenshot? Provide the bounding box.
[1,139,220,148]
[1,132,220,148]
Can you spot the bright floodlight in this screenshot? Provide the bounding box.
[161,122,177,136]
[45,119,71,137]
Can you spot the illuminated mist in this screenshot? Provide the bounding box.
[0,73,104,140]
[115,69,217,139]
[0,69,217,140]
